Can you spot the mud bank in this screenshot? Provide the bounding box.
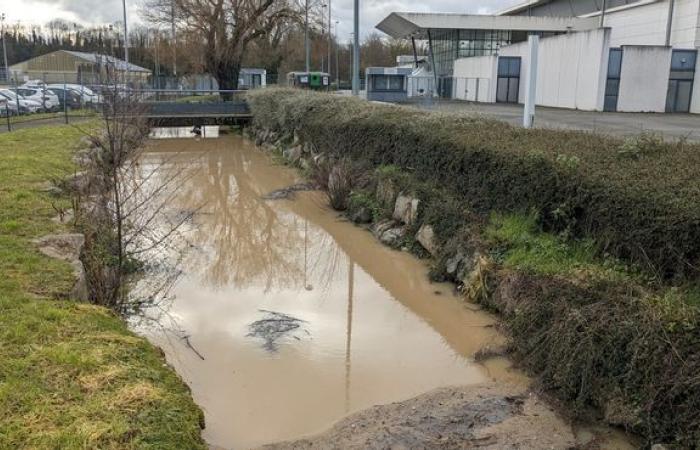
[261,384,576,450]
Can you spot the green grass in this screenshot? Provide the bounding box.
[0,124,205,449]
[7,109,98,125]
[485,212,635,282]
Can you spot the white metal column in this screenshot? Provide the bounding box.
[523,35,539,129]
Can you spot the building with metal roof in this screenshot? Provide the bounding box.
[8,50,152,86]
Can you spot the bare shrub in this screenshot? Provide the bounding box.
[326,158,370,211]
[70,65,194,314]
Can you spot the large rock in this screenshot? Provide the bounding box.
[349,206,372,224]
[372,220,405,247]
[393,194,420,225]
[416,224,438,257]
[33,233,88,301]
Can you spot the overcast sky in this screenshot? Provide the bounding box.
[0,0,520,39]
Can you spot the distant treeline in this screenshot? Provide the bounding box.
[3,18,419,82]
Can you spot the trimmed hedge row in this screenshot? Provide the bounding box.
[248,89,700,280]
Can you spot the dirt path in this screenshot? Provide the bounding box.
[260,384,577,450]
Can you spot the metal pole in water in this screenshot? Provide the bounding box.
[523,35,539,129]
[352,0,359,95]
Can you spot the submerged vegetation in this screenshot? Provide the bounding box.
[248,88,700,446]
[0,125,205,448]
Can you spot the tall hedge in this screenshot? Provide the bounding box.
[248,89,700,280]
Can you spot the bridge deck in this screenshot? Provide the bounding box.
[143,101,252,126]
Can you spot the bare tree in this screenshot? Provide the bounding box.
[146,0,299,91]
[71,64,196,313]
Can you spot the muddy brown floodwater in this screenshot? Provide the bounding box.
[133,131,634,450]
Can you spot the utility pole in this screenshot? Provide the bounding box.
[122,0,129,82]
[352,0,359,95]
[327,0,332,76]
[305,0,310,73]
[171,0,177,79]
[1,14,8,83]
[600,0,607,27]
[321,4,327,72]
[335,20,340,88]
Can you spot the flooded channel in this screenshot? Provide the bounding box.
[133,131,629,449]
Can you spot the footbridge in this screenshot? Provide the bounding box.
[136,90,253,127]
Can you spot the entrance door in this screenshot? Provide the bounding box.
[496,57,521,103]
[666,50,696,113]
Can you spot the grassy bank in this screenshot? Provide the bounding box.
[0,125,205,449]
[248,88,700,447]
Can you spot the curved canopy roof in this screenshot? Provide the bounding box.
[376,12,599,39]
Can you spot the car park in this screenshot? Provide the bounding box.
[47,84,101,106]
[0,90,42,114]
[15,87,60,112]
[45,87,83,110]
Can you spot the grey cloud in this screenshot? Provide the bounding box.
[19,0,521,36]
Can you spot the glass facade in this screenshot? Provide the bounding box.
[429,29,514,76]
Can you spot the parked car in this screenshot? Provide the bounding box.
[15,87,60,112]
[46,87,82,110]
[0,90,42,114]
[47,84,101,106]
[0,97,9,117]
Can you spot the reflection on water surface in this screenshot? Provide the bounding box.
[135,135,509,449]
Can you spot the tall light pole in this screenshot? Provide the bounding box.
[352,0,359,95]
[121,0,130,82]
[321,4,327,72]
[304,0,310,73]
[1,14,8,83]
[335,20,340,88]
[171,0,177,79]
[327,0,332,76]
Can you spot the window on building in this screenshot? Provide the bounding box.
[496,57,521,103]
[372,75,404,92]
[667,49,697,113]
[604,48,623,112]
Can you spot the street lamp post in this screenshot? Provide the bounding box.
[321,4,327,72]
[335,20,340,89]
[1,14,9,83]
[327,0,332,77]
[352,0,359,95]
[304,0,310,73]
[121,0,130,83]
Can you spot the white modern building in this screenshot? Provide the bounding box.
[376,0,700,113]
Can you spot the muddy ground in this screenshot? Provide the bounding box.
[260,383,579,450]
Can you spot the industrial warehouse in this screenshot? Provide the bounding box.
[375,0,700,113]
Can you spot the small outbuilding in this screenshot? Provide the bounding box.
[365,67,413,102]
[286,72,331,90]
[239,68,267,89]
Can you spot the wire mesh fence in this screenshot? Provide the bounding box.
[0,70,263,132]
